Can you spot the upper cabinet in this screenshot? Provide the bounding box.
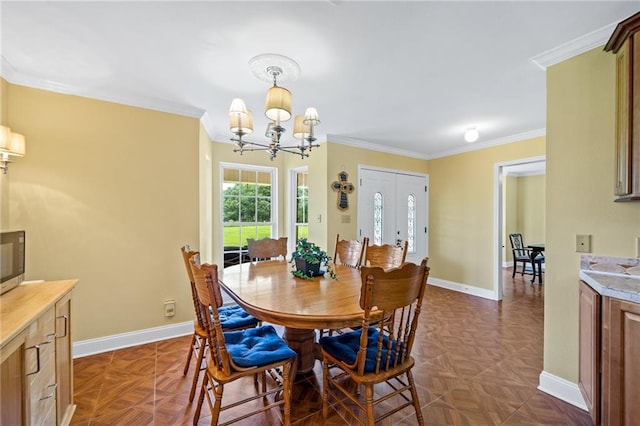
[605,12,640,201]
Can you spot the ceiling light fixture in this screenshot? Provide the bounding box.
[464,128,479,143]
[229,54,320,160]
[0,125,26,174]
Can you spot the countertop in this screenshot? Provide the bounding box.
[579,270,640,303]
[0,279,78,347]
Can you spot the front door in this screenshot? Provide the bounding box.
[358,167,428,264]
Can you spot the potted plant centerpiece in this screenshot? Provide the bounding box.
[290,238,337,279]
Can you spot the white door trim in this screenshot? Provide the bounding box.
[493,155,546,300]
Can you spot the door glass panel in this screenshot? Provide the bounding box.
[407,194,415,253]
[373,192,383,245]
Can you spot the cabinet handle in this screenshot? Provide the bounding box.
[40,383,58,401]
[56,315,68,339]
[45,332,56,343]
[26,345,41,376]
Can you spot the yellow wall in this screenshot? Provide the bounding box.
[6,84,200,341]
[545,47,640,381]
[324,143,429,256]
[504,174,546,263]
[427,137,545,289]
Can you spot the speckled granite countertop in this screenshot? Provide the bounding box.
[579,255,640,303]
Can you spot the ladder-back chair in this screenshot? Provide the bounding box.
[247,237,288,261]
[333,234,368,269]
[319,258,429,425]
[363,241,408,270]
[190,260,297,425]
[180,245,258,402]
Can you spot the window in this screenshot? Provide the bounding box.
[294,169,309,243]
[221,164,277,267]
[407,194,415,253]
[373,192,383,245]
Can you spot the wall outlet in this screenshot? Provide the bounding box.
[576,234,591,253]
[164,300,176,317]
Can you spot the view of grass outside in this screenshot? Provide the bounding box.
[223,225,273,247]
[296,225,309,241]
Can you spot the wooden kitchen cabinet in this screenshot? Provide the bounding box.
[55,291,74,425]
[579,281,601,425]
[601,297,640,425]
[0,280,78,425]
[579,279,640,425]
[605,12,640,201]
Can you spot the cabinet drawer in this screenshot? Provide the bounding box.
[25,307,56,376]
[29,355,56,426]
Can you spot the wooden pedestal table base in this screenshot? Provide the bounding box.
[283,328,317,373]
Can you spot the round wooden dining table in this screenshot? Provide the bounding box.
[219,260,364,373]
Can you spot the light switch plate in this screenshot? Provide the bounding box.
[576,234,591,253]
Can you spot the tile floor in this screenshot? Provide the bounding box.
[71,269,592,425]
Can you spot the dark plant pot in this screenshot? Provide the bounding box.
[295,258,322,277]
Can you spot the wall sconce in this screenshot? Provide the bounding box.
[0,125,26,174]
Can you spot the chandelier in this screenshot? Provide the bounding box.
[229,54,320,160]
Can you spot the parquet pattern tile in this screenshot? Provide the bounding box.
[71,269,591,425]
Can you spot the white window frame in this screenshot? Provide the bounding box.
[219,162,278,265]
[288,166,308,256]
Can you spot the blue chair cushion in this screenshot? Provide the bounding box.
[216,304,259,330]
[224,325,296,368]
[319,327,401,373]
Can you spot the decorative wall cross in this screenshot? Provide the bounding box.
[331,171,354,211]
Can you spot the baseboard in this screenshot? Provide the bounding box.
[73,320,194,358]
[538,371,588,411]
[428,278,498,301]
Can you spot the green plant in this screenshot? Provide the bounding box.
[290,238,337,280]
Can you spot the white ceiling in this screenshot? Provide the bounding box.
[2,1,639,159]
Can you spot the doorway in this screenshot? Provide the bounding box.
[357,166,429,264]
[494,157,546,299]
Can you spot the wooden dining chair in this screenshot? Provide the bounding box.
[363,241,408,270]
[333,234,368,269]
[319,259,430,425]
[189,260,297,426]
[247,237,288,261]
[180,245,259,402]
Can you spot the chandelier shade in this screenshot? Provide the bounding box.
[293,115,310,139]
[230,109,254,135]
[264,85,292,122]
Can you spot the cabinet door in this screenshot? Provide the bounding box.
[615,36,632,197]
[578,281,601,425]
[602,297,640,425]
[1,334,26,425]
[55,291,74,425]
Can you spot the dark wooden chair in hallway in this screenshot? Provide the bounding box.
[509,233,544,280]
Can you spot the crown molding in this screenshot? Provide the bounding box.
[427,128,547,160]
[1,56,205,118]
[530,21,617,70]
[328,134,430,160]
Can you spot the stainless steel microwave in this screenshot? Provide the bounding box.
[1,230,25,295]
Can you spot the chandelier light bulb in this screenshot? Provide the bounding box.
[464,128,479,143]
